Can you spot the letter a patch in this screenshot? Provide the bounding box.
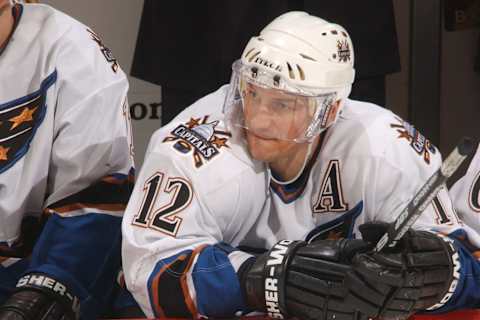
[313,160,348,214]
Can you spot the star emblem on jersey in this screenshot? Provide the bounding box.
[163,116,232,168]
[9,107,38,130]
[390,117,436,164]
[0,145,10,161]
[0,95,43,168]
[0,71,53,173]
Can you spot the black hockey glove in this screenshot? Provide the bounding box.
[0,273,80,320]
[350,222,460,320]
[239,239,373,320]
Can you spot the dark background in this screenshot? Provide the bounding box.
[130,0,480,184]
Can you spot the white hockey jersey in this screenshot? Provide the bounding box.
[122,85,480,318]
[0,3,134,318]
[450,145,480,234]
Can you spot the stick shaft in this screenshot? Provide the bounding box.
[374,137,475,252]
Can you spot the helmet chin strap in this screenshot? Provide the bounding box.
[268,141,314,186]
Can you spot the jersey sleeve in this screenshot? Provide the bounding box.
[25,25,134,318]
[366,144,480,313]
[122,142,255,318]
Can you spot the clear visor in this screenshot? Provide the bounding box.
[224,60,339,143]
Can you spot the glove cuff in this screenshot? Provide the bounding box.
[244,240,305,319]
[424,232,461,311]
[16,273,80,319]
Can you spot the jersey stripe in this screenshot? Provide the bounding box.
[150,255,183,318]
[306,201,363,242]
[148,245,205,318]
[147,243,249,318]
[46,168,134,217]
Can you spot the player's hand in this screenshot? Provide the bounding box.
[241,238,372,320]
[0,273,79,320]
[0,290,67,320]
[351,222,459,319]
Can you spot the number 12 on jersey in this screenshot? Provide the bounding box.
[132,172,193,236]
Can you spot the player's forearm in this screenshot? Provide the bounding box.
[132,243,253,318]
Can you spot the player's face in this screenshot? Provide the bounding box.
[242,83,312,162]
[0,0,11,12]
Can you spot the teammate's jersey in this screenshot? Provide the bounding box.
[122,85,480,318]
[0,4,134,318]
[450,146,480,234]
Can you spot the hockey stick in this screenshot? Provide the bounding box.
[374,136,476,252]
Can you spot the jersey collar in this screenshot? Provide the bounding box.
[270,129,327,203]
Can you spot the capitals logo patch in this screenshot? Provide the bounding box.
[391,117,436,164]
[163,116,231,168]
[0,71,55,174]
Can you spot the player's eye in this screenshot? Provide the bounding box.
[272,99,294,111]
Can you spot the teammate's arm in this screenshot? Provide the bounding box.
[0,25,134,320]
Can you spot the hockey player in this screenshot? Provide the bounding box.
[0,1,134,319]
[122,11,480,320]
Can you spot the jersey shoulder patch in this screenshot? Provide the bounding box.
[162,115,232,168]
[389,116,437,164]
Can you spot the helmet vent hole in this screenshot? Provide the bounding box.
[244,48,255,59]
[341,31,348,37]
[250,67,258,78]
[331,30,338,35]
[258,37,264,41]
[296,65,305,80]
[248,51,261,63]
[322,32,327,36]
[286,62,295,79]
[299,53,316,61]
[273,75,281,87]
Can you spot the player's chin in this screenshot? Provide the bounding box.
[245,131,279,161]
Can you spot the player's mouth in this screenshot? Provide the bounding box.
[246,130,277,141]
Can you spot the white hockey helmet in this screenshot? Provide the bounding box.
[224,11,355,142]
